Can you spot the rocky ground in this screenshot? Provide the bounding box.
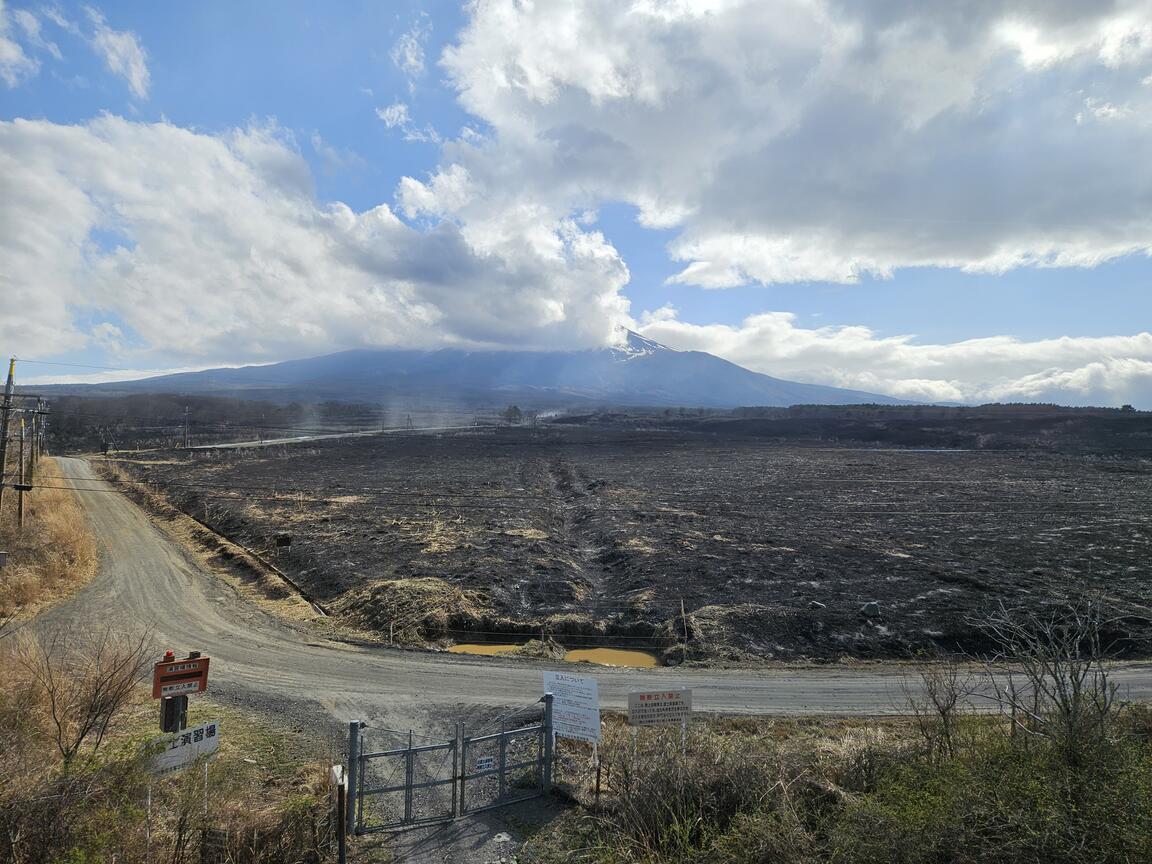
[100,425,1152,662]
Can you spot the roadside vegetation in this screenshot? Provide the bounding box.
[0,627,335,863]
[533,601,1152,864]
[0,456,98,629]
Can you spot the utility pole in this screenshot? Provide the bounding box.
[183,406,190,449]
[0,358,15,517]
[17,418,25,529]
[31,398,42,468]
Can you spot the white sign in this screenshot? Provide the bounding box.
[329,764,344,786]
[544,671,601,742]
[475,755,496,772]
[628,689,692,727]
[149,720,220,776]
[159,680,203,697]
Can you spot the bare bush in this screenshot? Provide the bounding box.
[903,655,976,760]
[13,627,153,762]
[977,598,1123,771]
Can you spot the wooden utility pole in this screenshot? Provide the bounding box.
[0,358,15,517]
[31,398,42,468]
[183,405,190,449]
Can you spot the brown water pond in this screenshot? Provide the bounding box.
[448,643,659,668]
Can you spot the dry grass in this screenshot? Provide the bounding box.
[0,456,99,624]
[338,576,494,642]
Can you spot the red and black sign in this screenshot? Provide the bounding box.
[152,654,210,699]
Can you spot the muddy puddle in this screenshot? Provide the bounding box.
[563,647,660,668]
[449,643,659,668]
[447,643,521,656]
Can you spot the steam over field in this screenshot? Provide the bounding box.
[104,426,1152,662]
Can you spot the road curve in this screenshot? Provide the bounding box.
[38,457,1152,727]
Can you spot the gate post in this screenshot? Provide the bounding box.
[346,721,362,836]
[541,693,554,793]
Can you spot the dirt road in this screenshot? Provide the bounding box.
[38,457,1152,730]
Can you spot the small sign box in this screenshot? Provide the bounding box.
[149,720,220,776]
[628,689,692,727]
[152,656,210,699]
[544,671,601,743]
[475,755,496,772]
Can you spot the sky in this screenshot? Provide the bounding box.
[1,0,1151,407]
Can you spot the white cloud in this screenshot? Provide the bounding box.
[0,0,38,86]
[377,101,409,128]
[0,116,630,365]
[391,15,429,87]
[377,100,442,143]
[13,8,61,59]
[638,309,1152,407]
[435,0,1152,288]
[86,5,149,98]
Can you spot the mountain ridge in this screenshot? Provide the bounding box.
[35,331,912,408]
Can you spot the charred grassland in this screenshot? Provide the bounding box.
[100,427,1152,663]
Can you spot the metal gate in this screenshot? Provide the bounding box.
[353,732,459,832]
[347,695,553,834]
[460,714,549,814]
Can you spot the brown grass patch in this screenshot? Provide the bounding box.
[0,457,99,623]
[337,576,494,642]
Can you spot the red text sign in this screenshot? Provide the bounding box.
[152,657,210,699]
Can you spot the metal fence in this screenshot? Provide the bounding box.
[347,695,554,834]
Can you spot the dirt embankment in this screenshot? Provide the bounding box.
[0,456,99,627]
[89,429,1152,663]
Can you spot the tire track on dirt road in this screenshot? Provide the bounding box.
[32,457,1152,725]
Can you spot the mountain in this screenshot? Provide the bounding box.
[41,331,909,408]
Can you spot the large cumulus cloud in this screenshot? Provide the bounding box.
[0,116,630,365]
[436,0,1152,286]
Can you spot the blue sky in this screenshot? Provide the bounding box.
[2,1,1151,405]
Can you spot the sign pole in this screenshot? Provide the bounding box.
[345,722,361,838]
[330,764,347,864]
[145,784,152,864]
[541,693,554,793]
[593,743,601,808]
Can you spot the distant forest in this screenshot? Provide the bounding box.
[34,391,1152,455]
[43,394,381,451]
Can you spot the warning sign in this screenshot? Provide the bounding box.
[152,656,210,699]
[627,689,692,727]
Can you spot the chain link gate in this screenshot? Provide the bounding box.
[346,695,554,834]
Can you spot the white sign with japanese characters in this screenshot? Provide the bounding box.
[628,689,692,727]
[150,720,221,776]
[544,671,601,743]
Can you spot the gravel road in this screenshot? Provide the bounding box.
[39,457,1152,730]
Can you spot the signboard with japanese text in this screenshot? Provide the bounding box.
[149,720,220,776]
[152,656,210,699]
[627,689,692,727]
[543,671,600,742]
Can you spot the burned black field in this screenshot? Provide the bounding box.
[109,426,1152,662]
